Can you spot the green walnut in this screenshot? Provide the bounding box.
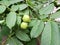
[21,22,28,29]
[22,15,31,22]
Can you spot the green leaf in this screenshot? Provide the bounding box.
[9,0,24,4]
[0,0,23,7]
[26,0,36,8]
[34,3,43,11]
[0,5,6,14]
[11,5,19,11]
[50,11,60,19]
[17,16,21,25]
[0,1,11,7]
[24,9,29,15]
[30,20,44,38]
[48,0,55,3]
[41,22,51,45]
[26,39,37,45]
[51,21,59,45]
[21,29,29,33]
[0,26,10,43]
[6,37,23,45]
[18,4,28,11]
[1,25,10,36]
[41,21,60,45]
[6,12,16,29]
[29,10,34,18]
[0,26,2,43]
[39,3,54,15]
[26,0,38,13]
[29,19,38,27]
[0,32,2,43]
[0,20,5,24]
[40,14,48,19]
[39,0,48,3]
[16,31,30,41]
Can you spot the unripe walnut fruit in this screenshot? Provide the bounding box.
[21,22,28,29]
[22,15,31,22]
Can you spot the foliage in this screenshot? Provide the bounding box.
[0,0,60,45]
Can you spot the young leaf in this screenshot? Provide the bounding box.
[6,12,16,29]
[41,21,60,45]
[16,31,30,41]
[39,3,54,15]
[30,20,44,38]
